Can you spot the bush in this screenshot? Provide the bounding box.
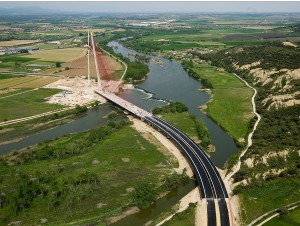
[133,183,156,209]
[75,105,88,114]
[194,119,211,148]
[152,102,188,115]
[277,207,289,218]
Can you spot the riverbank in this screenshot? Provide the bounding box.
[129,115,193,177]
[193,63,254,144]
[0,121,181,225]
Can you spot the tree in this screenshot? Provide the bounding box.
[277,207,289,218]
[133,183,156,209]
[19,49,28,53]
[195,119,211,148]
[56,62,61,68]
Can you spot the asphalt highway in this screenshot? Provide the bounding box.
[145,116,230,226]
[95,90,230,226]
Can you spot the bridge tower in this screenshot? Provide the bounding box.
[87,30,90,86]
[91,32,101,89]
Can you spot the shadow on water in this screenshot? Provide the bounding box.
[108,40,237,168]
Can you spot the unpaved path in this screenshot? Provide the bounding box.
[0,106,73,126]
[222,73,261,226]
[0,88,37,100]
[225,73,261,180]
[249,203,300,226]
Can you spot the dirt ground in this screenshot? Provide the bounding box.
[62,52,97,77]
[129,116,208,226]
[44,76,106,106]
[62,50,123,83]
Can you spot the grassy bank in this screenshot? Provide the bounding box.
[161,112,199,142]
[192,63,253,143]
[0,88,63,121]
[264,207,300,226]
[0,121,178,225]
[0,106,90,145]
[152,102,211,151]
[240,178,300,224]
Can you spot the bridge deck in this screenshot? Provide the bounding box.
[95,89,152,118]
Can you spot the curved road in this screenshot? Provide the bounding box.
[145,116,230,226]
[95,90,231,226]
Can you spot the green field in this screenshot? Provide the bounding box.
[240,178,300,224]
[32,38,80,50]
[0,124,176,225]
[0,88,63,121]
[193,63,253,143]
[0,88,32,98]
[0,54,51,70]
[25,47,86,62]
[141,27,265,42]
[264,207,300,226]
[159,42,202,50]
[161,112,199,142]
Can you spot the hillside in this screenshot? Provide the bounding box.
[199,42,300,223]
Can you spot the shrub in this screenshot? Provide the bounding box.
[133,183,156,209]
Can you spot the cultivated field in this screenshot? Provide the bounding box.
[25,47,87,62]
[0,88,63,121]
[61,52,97,77]
[62,50,124,80]
[0,76,59,89]
[0,40,41,47]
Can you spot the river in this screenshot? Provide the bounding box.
[108,40,237,168]
[0,104,125,154]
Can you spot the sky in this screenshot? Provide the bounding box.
[0,1,300,13]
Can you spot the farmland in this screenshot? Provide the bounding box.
[25,47,87,62]
[61,49,124,80]
[0,76,58,89]
[0,40,41,47]
[0,88,63,121]
[0,11,299,226]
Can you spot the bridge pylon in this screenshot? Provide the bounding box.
[91,32,102,89]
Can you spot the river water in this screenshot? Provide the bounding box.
[0,104,125,154]
[108,40,237,168]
